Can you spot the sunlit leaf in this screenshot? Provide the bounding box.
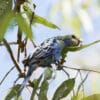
[5,84,22,100]
[81,94,100,100]
[33,14,60,29]
[71,93,83,100]
[38,80,48,100]
[52,78,75,100]
[71,95,78,100]
[20,1,34,25]
[15,13,33,40]
[0,0,12,17]
[0,12,14,40]
[82,0,91,9]
[71,17,81,35]
[77,9,93,33]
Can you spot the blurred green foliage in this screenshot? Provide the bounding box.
[49,0,100,36]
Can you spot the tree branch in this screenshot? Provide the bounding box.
[3,38,22,73]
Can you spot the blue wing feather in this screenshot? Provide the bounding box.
[31,37,62,61]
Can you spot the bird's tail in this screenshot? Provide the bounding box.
[18,75,31,94]
[18,64,37,95]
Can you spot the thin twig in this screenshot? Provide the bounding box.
[76,71,90,96]
[62,68,70,78]
[17,46,20,62]
[3,38,22,73]
[75,71,79,79]
[72,71,79,98]
[79,71,85,98]
[0,42,17,46]
[23,37,28,57]
[64,66,100,74]
[14,77,20,86]
[26,86,31,94]
[0,66,15,85]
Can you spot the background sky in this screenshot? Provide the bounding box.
[0,0,100,99]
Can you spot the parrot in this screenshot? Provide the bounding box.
[18,34,81,94]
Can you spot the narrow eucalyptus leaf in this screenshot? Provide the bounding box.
[33,15,60,29]
[15,14,33,40]
[44,68,53,80]
[5,84,22,100]
[38,80,48,100]
[52,78,75,100]
[0,12,14,40]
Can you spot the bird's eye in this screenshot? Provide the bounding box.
[72,35,76,39]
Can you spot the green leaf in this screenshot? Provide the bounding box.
[52,78,75,100]
[5,84,22,100]
[81,94,100,100]
[62,40,100,58]
[38,80,48,100]
[30,74,43,100]
[15,13,33,40]
[0,12,14,40]
[33,14,60,29]
[44,68,53,80]
[0,0,12,17]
